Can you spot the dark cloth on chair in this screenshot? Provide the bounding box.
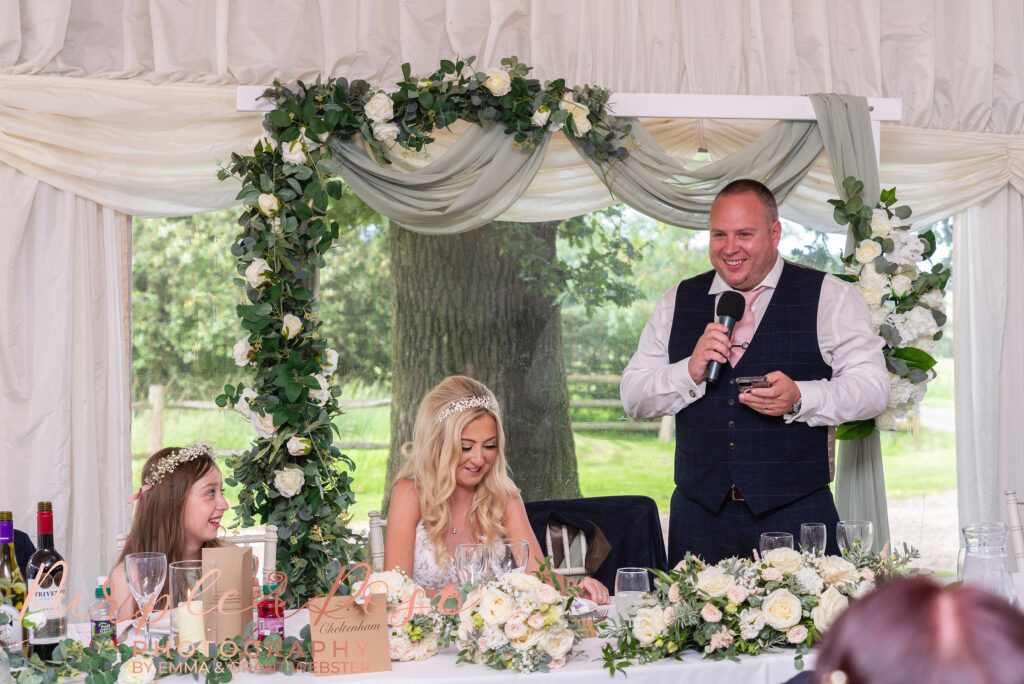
[525,495,668,592]
[14,529,36,579]
[669,486,840,565]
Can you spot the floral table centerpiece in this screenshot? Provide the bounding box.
[352,569,456,661]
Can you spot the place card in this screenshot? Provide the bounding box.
[307,593,390,676]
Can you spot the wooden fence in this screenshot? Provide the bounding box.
[134,375,672,457]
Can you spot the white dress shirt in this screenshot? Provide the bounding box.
[620,255,889,426]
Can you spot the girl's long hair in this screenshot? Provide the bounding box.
[396,376,517,568]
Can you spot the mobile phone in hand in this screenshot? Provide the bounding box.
[735,375,770,393]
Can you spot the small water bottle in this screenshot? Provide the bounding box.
[89,577,117,646]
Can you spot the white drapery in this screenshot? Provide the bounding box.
[2,0,1024,576]
[0,163,131,603]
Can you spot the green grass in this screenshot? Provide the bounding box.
[922,357,954,406]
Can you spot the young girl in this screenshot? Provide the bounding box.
[108,441,229,621]
[384,375,609,604]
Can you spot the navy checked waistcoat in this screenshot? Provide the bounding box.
[667,261,833,515]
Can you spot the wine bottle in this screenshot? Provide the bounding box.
[0,511,26,650]
[25,502,66,660]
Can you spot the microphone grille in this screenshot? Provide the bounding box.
[717,290,746,320]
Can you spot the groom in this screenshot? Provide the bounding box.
[620,179,888,565]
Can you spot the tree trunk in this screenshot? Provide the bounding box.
[383,222,580,512]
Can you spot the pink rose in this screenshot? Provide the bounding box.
[508,609,528,624]
[787,625,809,644]
[762,567,783,582]
[388,610,406,627]
[668,582,682,603]
[700,603,723,623]
[389,637,415,661]
[551,656,566,669]
[528,612,546,629]
[536,584,560,604]
[860,568,875,582]
[504,620,527,639]
[726,586,748,605]
[663,605,676,626]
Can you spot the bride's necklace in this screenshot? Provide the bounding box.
[450,501,469,535]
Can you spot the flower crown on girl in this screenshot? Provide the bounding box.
[127,440,214,503]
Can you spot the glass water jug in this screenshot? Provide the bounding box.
[961,522,1017,604]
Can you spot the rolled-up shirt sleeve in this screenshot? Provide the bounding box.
[790,275,890,426]
[620,286,705,419]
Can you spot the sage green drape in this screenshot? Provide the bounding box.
[324,92,889,551]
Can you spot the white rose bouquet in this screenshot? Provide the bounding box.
[352,569,453,662]
[456,572,581,672]
[830,179,950,438]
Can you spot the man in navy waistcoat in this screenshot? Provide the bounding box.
[621,179,889,565]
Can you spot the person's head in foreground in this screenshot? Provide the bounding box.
[813,576,1024,684]
[399,375,516,562]
[709,178,782,292]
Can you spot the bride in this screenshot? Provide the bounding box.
[383,375,609,604]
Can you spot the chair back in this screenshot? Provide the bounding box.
[113,525,279,575]
[369,511,387,571]
[1005,490,1024,572]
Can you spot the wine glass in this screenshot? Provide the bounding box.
[837,521,874,556]
[124,552,167,648]
[455,544,490,584]
[490,538,529,575]
[613,568,649,622]
[800,523,827,556]
[759,532,794,555]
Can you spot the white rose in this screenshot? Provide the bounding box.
[232,337,252,367]
[413,634,438,661]
[811,585,849,632]
[787,624,809,644]
[273,467,305,497]
[857,284,886,308]
[287,435,311,456]
[763,548,802,575]
[118,656,156,684]
[309,373,330,405]
[541,628,574,658]
[855,240,883,264]
[321,348,339,376]
[280,140,307,165]
[890,274,912,297]
[761,588,802,630]
[482,69,512,96]
[870,209,892,238]
[479,589,513,625]
[559,92,592,135]
[250,412,278,439]
[816,556,860,586]
[281,313,303,339]
[258,193,280,216]
[919,289,945,310]
[631,606,665,646]
[234,388,257,420]
[695,567,735,597]
[761,567,783,582]
[372,122,400,143]
[505,573,542,592]
[364,92,395,122]
[858,262,889,290]
[531,107,551,127]
[245,258,272,289]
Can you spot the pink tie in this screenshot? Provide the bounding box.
[729,286,767,366]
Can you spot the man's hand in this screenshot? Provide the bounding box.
[739,371,800,416]
[687,322,732,384]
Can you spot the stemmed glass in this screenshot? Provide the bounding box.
[800,523,827,556]
[837,521,874,556]
[613,568,649,622]
[759,532,794,555]
[125,552,168,648]
[455,544,491,584]
[490,538,529,575]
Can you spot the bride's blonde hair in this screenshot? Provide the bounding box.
[396,375,517,567]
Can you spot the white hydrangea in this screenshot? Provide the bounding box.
[919,289,945,311]
[737,607,765,641]
[889,229,927,265]
[794,567,825,596]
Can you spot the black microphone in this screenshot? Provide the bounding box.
[706,290,746,383]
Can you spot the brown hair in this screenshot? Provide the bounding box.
[713,178,779,225]
[115,446,223,589]
[814,576,1024,684]
[396,376,517,568]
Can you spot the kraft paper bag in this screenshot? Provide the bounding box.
[308,593,390,676]
[202,546,254,643]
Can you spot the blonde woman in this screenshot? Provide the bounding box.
[384,375,609,604]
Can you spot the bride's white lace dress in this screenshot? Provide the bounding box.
[412,520,458,590]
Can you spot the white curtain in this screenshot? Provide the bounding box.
[954,187,1024,528]
[0,162,131,603]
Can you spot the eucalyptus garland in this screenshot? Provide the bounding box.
[216,55,634,604]
[829,177,950,438]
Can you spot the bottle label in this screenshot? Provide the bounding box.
[26,583,66,642]
[0,522,12,545]
[258,616,284,636]
[92,618,116,640]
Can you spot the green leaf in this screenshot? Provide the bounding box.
[932,310,948,327]
[886,356,909,375]
[440,59,456,74]
[837,419,875,440]
[908,367,929,383]
[268,110,291,128]
[892,347,937,371]
[879,323,901,347]
[845,196,864,214]
[833,207,849,226]
[920,229,937,259]
[893,205,912,220]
